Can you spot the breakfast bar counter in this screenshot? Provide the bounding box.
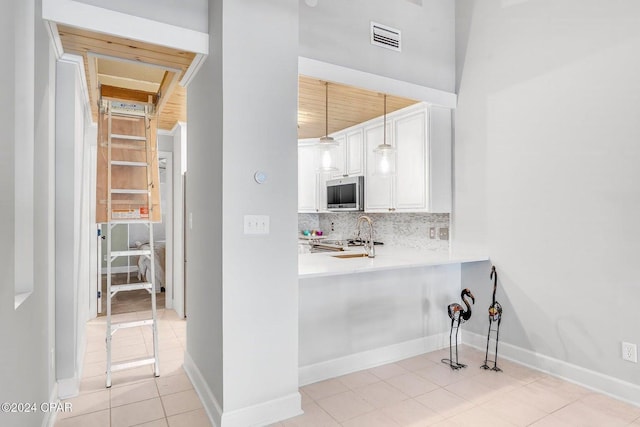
[299,246,488,278]
[298,246,489,386]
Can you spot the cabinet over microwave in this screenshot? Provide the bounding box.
[326,176,364,211]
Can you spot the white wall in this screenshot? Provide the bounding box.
[157,133,174,153]
[186,0,300,425]
[55,58,93,398]
[0,0,57,425]
[455,0,640,402]
[299,0,455,92]
[75,0,208,33]
[185,0,224,416]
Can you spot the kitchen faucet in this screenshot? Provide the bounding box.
[355,215,375,258]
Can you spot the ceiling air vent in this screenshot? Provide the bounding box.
[370,22,401,52]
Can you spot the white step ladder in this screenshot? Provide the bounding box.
[103,100,160,388]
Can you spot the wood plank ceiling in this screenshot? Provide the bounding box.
[55,25,417,136]
[298,75,419,139]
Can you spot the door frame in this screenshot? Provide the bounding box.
[159,151,174,308]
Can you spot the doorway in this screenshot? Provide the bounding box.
[95,151,173,316]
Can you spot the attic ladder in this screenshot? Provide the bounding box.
[103,99,160,388]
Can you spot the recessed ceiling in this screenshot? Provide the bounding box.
[97,58,165,93]
[56,24,195,130]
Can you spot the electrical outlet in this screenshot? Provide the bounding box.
[429,227,436,239]
[438,227,449,241]
[622,342,637,363]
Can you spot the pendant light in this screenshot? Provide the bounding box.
[317,81,338,172]
[374,94,396,176]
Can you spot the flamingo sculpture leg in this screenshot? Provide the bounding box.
[492,316,502,371]
[442,289,475,370]
[453,315,466,368]
[444,314,462,370]
[481,317,492,369]
[481,266,503,372]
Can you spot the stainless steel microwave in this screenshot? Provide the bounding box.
[326,176,364,211]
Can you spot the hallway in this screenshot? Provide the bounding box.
[55,310,210,426]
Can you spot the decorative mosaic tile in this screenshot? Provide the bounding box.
[298,212,450,251]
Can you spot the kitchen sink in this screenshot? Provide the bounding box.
[332,253,369,259]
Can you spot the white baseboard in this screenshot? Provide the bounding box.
[57,377,80,400]
[57,319,88,400]
[184,351,302,427]
[221,392,302,427]
[299,332,451,386]
[183,351,223,427]
[463,331,640,408]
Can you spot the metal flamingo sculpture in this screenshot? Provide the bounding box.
[481,266,503,371]
[442,288,475,370]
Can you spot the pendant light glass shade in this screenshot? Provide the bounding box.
[374,142,396,175]
[374,94,396,176]
[317,82,338,172]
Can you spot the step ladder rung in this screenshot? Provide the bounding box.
[111,357,156,372]
[110,134,147,141]
[111,160,149,167]
[111,249,152,257]
[100,142,147,151]
[111,189,149,194]
[106,219,154,224]
[111,319,154,332]
[110,282,153,293]
[99,199,148,205]
[108,108,149,118]
[110,111,147,119]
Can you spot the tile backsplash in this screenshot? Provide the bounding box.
[299,212,450,251]
[298,213,320,234]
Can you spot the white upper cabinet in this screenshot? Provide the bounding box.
[394,109,428,211]
[330,129,364,179]
[364,103,451,213]
[364,121,394,211]
[329,134,346,178]
[299,103,452,214]
[298,142,319,213]
[298,140,331,213]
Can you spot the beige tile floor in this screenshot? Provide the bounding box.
[277,348,640,427]
[58,309,640,426]
[55,309,211,427]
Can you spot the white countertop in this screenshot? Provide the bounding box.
[299,246,489,279]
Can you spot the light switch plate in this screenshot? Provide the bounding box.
[429,227,436,239]
[244,215,270,235]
